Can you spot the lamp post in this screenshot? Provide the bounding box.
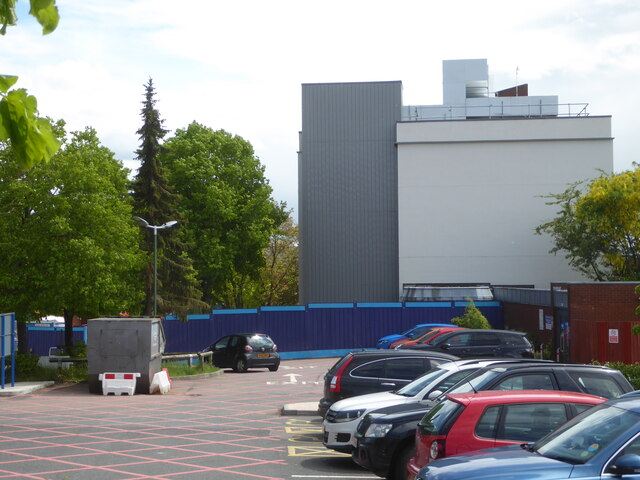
[133,216,178,316]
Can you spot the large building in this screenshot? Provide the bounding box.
[298,59,613,304]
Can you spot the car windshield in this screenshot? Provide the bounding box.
[444,369,502,396]
[535,404,640,464]
[248,335,274,349]
[396,368,450,396]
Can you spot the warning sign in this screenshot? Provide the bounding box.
[609,329,619,344]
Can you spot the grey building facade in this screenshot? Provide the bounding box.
[298,82,402,303]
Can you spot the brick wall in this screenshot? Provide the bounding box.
[503,302,554,357]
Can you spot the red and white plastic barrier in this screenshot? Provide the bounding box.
[99,372,140,396]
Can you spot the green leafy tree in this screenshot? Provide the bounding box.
[536,168,640,281]
[254,213,299,306]
[0,1,60,170]
[161,122,288,307]
[451,299,491,329]
[0,126,145,349]
[130,79,204,316]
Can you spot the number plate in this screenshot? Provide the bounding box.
[257,353,270,358]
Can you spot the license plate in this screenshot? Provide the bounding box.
[257,353,270,358]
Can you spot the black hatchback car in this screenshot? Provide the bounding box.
[318,350,458,416]
[206,333,280,373]
[401,328,534,358]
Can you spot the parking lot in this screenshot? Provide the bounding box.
[0,358,376,480]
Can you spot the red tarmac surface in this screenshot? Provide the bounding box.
[0,358,337,480]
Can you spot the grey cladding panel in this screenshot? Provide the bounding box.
[299,82,402,302]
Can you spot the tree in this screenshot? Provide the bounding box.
[0,1,60,170]
[161,122,288,308]
[451,299,491,329]
[254,213,299,306]
[0,126,145,349]
[536,168,640,281]
[130,79,204,316]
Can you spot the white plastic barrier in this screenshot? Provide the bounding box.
[150,369,171,394]
[99,372,140,396]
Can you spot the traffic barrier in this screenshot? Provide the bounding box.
[99,372,140,396]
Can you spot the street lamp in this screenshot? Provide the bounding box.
[133,216,178,316]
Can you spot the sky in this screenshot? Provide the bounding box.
[2,0,639,218]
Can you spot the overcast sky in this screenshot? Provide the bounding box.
[2,0,639,218]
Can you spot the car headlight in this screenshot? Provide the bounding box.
[332,409,366,423]
[364,423,393,437]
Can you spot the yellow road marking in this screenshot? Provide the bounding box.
[288,446,350,457]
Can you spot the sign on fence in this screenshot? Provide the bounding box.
[1,312,16,389]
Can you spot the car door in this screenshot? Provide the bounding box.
[211,336,231,367]
[380,357,431,390]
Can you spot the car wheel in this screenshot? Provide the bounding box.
[268,363,279,372]
[234,357,248,373]
[391,444,415,480]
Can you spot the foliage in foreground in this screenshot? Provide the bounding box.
[593,361,640,390]
[163,362,219,377]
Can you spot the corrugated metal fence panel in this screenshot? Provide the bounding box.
[254,307,307,352]
[572,320,640,365]
[163,315,211,352]
[355,303,404,348]
[403,303,455,326]
[306,304,359,350]
[26,326,86,356]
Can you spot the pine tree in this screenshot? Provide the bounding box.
[131,79,206,316]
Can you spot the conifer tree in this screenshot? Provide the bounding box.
[131,79,205,316]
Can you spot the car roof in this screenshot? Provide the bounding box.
[346,349,458,360]
[445,389,606,406]
[438,329,527,336]
[478,362,621,373]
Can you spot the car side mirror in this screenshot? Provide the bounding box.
[609,454,640,475]
[407,333,415,338]
[427,390,443,400]
[439,343,451,350]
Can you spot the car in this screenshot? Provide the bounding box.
[406,390,606,479]
[352,361,633,480]
[323,358,532,453]
[414,394,640,480]
[318,349,458,416]
[376,324,454,349]
[390,326,462,349]
[401,329,534,358]
[205,333,280,373]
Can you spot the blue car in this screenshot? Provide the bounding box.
[376,323,453,349]
[415,393,640,480]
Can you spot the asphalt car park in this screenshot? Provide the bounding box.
[0,357,376,480]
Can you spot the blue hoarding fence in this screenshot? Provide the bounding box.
[164,301,503,358]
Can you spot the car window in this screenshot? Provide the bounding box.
[476,406,500,438]
[214,336,230,350]
[419,399,464,435]
[536,404,640,464]
[352,360,385,378]
[500,403,568,442]
[433,332,471,346]
[574,403,596,415]
[495,374,555,390]
[229,336,240,347]
[384,358,428,380]
[567,372,625,399]
[247,335,274,349]
[432,370,477,395]
[469,332,500,346]
[397,368,450,396]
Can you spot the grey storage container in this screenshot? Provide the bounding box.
[87,317,166,394]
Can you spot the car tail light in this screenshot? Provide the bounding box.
[430,439,445,461]
[244,345,253,352]
[329,356,353,393]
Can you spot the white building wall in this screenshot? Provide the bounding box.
[397,116,613,293]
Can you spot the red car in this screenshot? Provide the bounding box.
[390,326,461,349]
[406,390,606,480]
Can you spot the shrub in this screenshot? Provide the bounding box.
[451,298,491,329]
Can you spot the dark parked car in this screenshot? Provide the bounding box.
[401,329,534,358]
[318,350,458,416]
[352,362,633,480]
[205,333,280,373]
[415,393,640,480]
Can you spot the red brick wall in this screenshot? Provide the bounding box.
[557,283,640,364]
[503,302,554,357]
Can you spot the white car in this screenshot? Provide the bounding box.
[322,358,522,453]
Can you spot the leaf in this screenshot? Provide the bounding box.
[0,74,18,93]
[29,0,58,35]
[0,98,10,141]
[0,0,18,35]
